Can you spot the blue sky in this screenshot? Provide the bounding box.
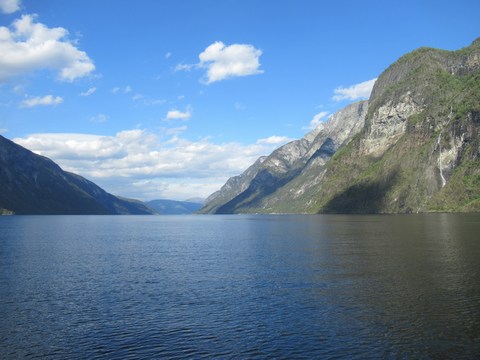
[1,0,479,200]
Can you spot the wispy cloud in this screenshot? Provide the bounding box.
[20,95,63,108]
[176,41,263,84]
[303,111,330,130]
[0,14,94,82]
[80,87,96,97]
[332,78,377,102]
[111,85,134,95]
[90,113,108,123]
[175,63,195,72]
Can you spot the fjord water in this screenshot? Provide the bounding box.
[1,214,479,358]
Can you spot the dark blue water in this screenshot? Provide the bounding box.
[1,214,479,359]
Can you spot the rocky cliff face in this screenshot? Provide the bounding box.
[313,38,480,213]
[201,38,480,214]
[199,100,368,213]
[0,135,156,215]
[200,156,267,213]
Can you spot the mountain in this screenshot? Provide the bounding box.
[146,199,203,214]
[184,197,205,204]
[200,100,368,213]
[0,135,156,215]
[200,38,480,214]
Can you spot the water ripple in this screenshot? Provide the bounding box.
[1,214,480,358]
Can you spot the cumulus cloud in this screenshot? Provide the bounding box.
[20,95,63,108]
[256,136,293,145]
[176,41,263,84]
[80,87,96,96]
[0,0,21,14]
[199,41,263,83]
[13,129,288,200]
[166,108,191,120]
[0,15,95,82]
[303,111,330,130]
[332,78,377,102]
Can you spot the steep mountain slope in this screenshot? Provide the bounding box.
[147,199,203,214]
[201,38,480,214]
[200,156,267,213]
[199,100,368,213]
[308,38,480,213]
[0,135,156,215]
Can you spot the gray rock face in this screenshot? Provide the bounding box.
[363,91,421,156]
[202,37,480,214]
[200,156,267,213]
[199,100,368,213]
[311,38,480,213]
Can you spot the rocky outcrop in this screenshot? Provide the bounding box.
[309,38,480,213]
[0,135,156,215]
[199,100,368,213]
[201,37,480,214]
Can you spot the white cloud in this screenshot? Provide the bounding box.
[80,87,96,96]
[303,111,330,130]
[199,41,263,83]
[162,125,188,136]
[176,41,263,84]
[0,128,8,134]
[0,0,21,14]
[256,136,293,145]
[90,113,108,123]
[0,14,95,82]
[332,78,377,102]
[13,129,288,200]
[166,108,191,120]
[20,95,63,108]
[132,94,143,101]
[111,87,120,94]
[165,52,171,59]
[150,98,166,105]
[124,85,132,93]
[174,63,194,72]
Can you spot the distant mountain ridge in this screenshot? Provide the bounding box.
[146,199,203,214]
[0,135,156,215]
[200,38,480,214]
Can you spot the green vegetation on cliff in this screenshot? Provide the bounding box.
[201,38,480,214]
